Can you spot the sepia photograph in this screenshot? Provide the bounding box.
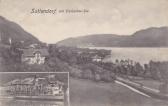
[0,0,168,106]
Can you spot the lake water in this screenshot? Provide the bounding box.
[0,99,64,106]
[89,47,168,64]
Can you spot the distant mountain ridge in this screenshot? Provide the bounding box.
[57,26,168,47]
[0,16,40,46]
[0,16,167,47]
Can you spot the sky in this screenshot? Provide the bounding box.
[0,0,168,43]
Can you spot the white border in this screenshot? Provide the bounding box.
[0,72,69,73]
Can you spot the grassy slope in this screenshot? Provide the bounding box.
[69,78,168,106]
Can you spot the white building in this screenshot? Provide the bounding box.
[21,48,49,64]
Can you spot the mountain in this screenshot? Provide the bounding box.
[0,16,40,46]
[57,27,168,47]
[129,27,168,47]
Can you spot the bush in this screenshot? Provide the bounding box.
[69,67,82,78]
[82,69,93,79]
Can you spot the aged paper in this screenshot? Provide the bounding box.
[0,0,168,106]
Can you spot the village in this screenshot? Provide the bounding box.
[1,38,168,83]
[1,37,168,103]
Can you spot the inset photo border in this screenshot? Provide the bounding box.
[0,72,70,106]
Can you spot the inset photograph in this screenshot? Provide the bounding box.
[0,72,69,106]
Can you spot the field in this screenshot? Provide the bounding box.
[69,78,168,106]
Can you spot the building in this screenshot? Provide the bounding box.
[92,55,102,62]
[21,48,49,64]
[3,76,64,96]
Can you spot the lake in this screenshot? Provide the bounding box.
[89,47,168,64]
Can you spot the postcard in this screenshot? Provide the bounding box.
[0,0,168,106]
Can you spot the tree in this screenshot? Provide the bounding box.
[10,42,23,63]
[82,69,93,79]
[158,62,168,94]
[100,71,113,82]
[134,62,144,76]
[149,61,160,80]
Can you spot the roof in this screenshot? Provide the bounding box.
[5,79,21,86]
[36,78,48,85]
[21,77,35,85]
[22,49,49,57]
[92,55,102,59]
